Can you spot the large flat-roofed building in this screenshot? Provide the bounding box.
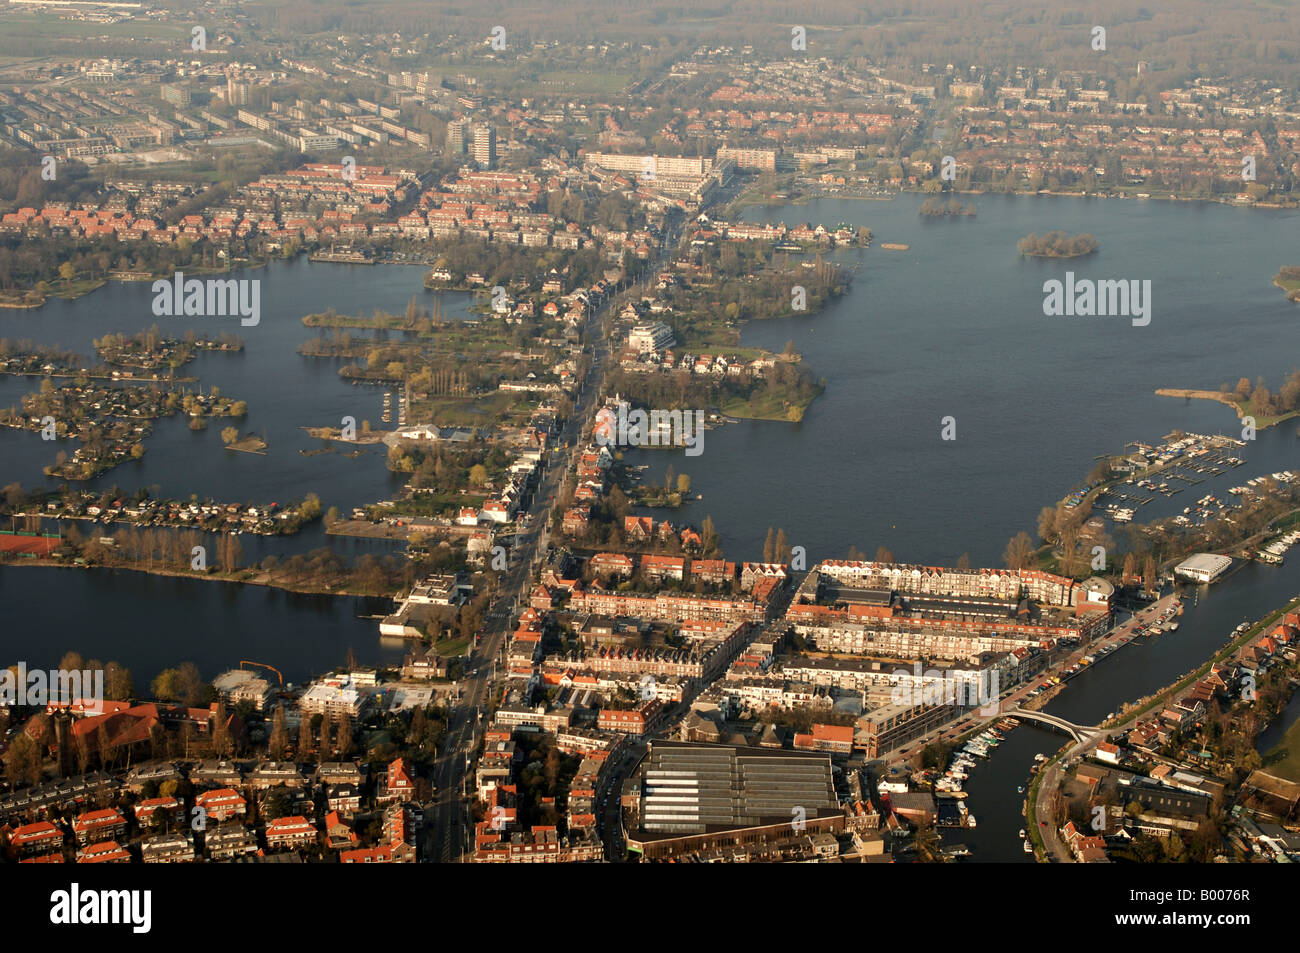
[627,321,676,353]
[627,741,842,860]
[212,669,274,712]
[298,676,366,718]
[1174,553,1232,584]
[583,152,711,177]
[855,699,960,758]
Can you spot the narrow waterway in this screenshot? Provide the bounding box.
[957,558,1300,861]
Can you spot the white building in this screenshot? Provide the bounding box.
[628,321,676,353]
[212,669,274,712]
[1174,553,1232,584]
[299,676,365,718]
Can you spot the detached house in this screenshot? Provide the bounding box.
[380,758,416,803]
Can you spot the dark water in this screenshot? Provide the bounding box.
[1257,689,1300,758]
[0,564,407,686]
[628,192,1300,566]
[0,259,475,515]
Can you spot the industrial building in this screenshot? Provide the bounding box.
[1174,553,1233,584]
[625,741,843,860]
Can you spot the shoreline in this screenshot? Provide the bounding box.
[1155,388,1300,429]
[1,556,397,600]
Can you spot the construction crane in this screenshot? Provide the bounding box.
[239,660,284,686]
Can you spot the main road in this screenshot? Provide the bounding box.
[428,217,683,861]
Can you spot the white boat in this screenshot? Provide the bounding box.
[1024,839,1033,853]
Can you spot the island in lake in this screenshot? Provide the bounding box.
[920,196,977,218]
[1017,230,1100,258]
[1273,266,1300,302]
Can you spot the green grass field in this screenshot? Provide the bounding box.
[719,387,819,422]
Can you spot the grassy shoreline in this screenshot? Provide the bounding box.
[1155,387,1300,429]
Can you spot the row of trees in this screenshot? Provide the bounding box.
[1222,371,1300,419]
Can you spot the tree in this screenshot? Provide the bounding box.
[296,716,312,758]
[1059,526,1081,576]
[104,662,133,700]
[701,515,719,556]
[152,662,204,706]
[1037,506,1059,542]
[1004,532,1035,570]
[468,464,488,487]
[1251,381,1274,416]
[875,545,894,564]
[338,713,355,758]
[211,701,231,756]
[676,473,691,494]
[1142,553,1157,593]
[221,426,239,445]
[956,552,971,570]
[763,527,775,564]
[151,667,184,701]
[4,734,33,787]
[58,261,76,288]
[324,506,339,528]
[299,493,322,521]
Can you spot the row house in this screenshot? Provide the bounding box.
[205,826,258,861]
[141,832,195,863]
[741,562,788,591]
[642,555,686,584]
[691,559,737,585]
[133,796,184,827]
[264,816,318,851]
[597,699,663,737]
[195,788,247,823]
[77,841,131,864]
[590,552,635,579]
[327,784,362,817]
[341,840,416,863]
[9,820,64,858]
[73,808,127,846]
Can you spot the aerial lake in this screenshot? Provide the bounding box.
[3,194,1299,701]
